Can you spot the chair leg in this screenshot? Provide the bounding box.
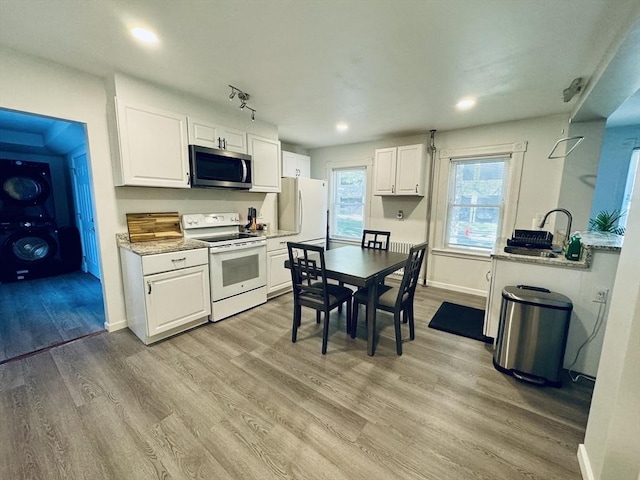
[316,310,321,324]
[394,310,403,355]
[408,304,415,340]
[338,281,344,313]
[346,298,352,335]
[292,304,301,343]
[321,308,330,354]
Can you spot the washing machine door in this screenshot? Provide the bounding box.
[3,230,58,266]
[1,165,52,206]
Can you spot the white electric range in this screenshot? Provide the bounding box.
[182,213,267,322]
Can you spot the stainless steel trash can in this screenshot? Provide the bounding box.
[493,285,573,387]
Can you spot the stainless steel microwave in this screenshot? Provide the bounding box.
[189,145,252,189]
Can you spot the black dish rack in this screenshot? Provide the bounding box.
[506,230,554,249]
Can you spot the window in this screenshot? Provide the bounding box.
[331,167,367,240]
[446,156,509,250]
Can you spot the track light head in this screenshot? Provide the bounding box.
[229,91,236,100]
[228,85,255,120]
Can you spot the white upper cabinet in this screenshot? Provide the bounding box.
[187,117,247,153]
[282,151,311,178]
[112,98,190,188]
[248,134,281,192]
[373,144,425,196]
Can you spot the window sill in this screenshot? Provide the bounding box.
[430,247,491,261]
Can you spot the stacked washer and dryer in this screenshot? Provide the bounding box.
[0,159,81,282]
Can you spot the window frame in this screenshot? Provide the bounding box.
[326,158,372,243]
[435,142,526,256]
[445,156,510,251]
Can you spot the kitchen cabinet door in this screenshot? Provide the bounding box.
[188,118,247,153]
[282,151,311,178]
[113,99,190,188]
[145,264,211,337]
[373,147,397,195]
[396,144,425,195]
[249,134,281,192]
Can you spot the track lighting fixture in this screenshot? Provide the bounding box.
[228,85,256,121]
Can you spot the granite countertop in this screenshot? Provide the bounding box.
[575,231,623,251]
[116,233,208,256]
[492,239,592,269]
[265,229,298,239]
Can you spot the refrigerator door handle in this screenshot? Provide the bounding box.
[298,190,303,232]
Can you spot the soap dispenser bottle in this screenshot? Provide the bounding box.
[565,235,582,261]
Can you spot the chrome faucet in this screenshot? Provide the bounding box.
[539,208,573,245]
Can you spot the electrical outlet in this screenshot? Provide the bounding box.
[593,286,609,303]
[397,210,403,219]
[257,211,264,219]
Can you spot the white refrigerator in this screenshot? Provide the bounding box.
[278,177,327,244]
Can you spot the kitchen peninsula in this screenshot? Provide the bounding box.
[485,232,623,377]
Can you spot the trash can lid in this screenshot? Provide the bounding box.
[502,285,573,309]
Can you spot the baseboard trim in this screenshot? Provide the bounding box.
[106,318,128,332]
[578,444,595,480]
[426,280,487,298]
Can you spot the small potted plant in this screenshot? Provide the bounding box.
[588,209,626,235]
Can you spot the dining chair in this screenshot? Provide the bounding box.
[335,229,391,313]
[361,229,391,251]
[350,241,428,355]
[287,242,354,354]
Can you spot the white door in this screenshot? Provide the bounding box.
[70,147,101,279]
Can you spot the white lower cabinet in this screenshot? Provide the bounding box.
[120,248,211,344]
[267,234,298,298]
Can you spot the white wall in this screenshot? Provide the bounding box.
[310,133,431,245]
[0,47,125,329]
[558,120,606,234]
[580,163,640,480]
[311,116,572,295]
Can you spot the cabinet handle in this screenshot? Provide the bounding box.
[186,171,190,185]
[147,281,152,294]
[392,185,395,194]
[415,184,418,193]
[171,257,187,262]
[486,271,491,282]
[217,137,222,149]
[223,138,227,150]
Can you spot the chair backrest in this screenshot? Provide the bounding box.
[396,241,428,304]
[361,229,391,251]
[287,241,329,304]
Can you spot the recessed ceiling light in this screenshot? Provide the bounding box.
[131,27,159,44]
[336,122,349,132]
[456,98,476,110]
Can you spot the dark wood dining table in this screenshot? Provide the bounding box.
[288,245,409,356]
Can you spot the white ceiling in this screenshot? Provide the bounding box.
[0,0,639,149]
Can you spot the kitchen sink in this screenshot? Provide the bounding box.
[503,246,558,258]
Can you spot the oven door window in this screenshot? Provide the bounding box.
[210,246,266,301]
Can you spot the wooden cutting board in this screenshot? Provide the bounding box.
[126,212,182,243]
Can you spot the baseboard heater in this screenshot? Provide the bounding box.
[389,241,416,277]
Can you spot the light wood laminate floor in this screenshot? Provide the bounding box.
[0,285,593,479]
[0,271,106,364]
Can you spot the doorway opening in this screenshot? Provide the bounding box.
[0,108,105,364]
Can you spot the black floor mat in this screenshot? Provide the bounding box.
[428,301,493,343]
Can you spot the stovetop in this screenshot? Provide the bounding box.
[197,232,260,244]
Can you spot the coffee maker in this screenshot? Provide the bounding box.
[246,207,257,230]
